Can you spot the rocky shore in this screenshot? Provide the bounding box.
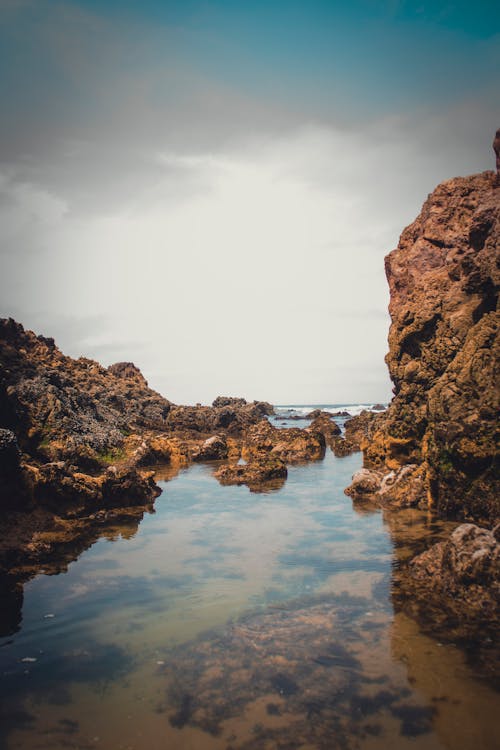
[1,165,498,658]
[0,318,341,605]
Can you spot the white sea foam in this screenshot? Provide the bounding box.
[275,403,386,419]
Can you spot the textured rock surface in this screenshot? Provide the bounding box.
[403,523,500,626]
[0,318,173,460]
[241,420,326,464]
[214,456,287,491]
[351,171,499,522]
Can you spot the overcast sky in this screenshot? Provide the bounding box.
[0,1,498,405]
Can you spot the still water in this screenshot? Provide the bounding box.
[0,450,497,749]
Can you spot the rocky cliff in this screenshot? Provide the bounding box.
[348,170,499,523]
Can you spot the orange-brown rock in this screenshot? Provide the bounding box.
[241,420,325,463]
[192,435,229,461]
[403,523,500,627]
[331,410,382,458]
[308,413,341,440]
[349,171,499,522]
[0,318,173,464]
[214,456,287,491]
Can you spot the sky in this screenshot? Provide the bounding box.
[0,1,499,405]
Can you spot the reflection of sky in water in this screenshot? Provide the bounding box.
[2,452,391,662]
[1,450,498,750]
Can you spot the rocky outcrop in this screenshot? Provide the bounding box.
[192,435,229,461]
[409,523,499,609]
[241,420,325,464]
[331,410,382,458]
[0,318,173,463]
[308,412,341,440]
[348,171,499,523]
[166,401,272,436]
[214,456,287,492]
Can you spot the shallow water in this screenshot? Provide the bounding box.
[0,450,497,750]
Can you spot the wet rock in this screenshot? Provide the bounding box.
[331,436,359,457]
[344,469,382,497]
[214,457,287,491]
[308,414,341,441]
[192,435,229,461]
[242,420,325,464]
[396,523,500,631]
[344,411,380,451]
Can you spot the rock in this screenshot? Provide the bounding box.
[371,403,386,411]
[192,435,228,461]
[0,428,30,508]
[108,361,148,387]
[406,523,500,621]
[330,436,358,457]
[214,457,287,491]
[0,318,173,461]
[308,414,341,440]
[357,171,499,522]
[212,396,247,408]
[344,469,382,497]
[344,411,380,450]
[0,428,21,476]
[242,420,325,463]
[494,127,500,175]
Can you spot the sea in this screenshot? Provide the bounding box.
[0,403,497,750]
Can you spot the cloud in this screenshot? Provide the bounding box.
[0,0,498,403]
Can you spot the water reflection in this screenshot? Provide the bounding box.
[0,452,497,749]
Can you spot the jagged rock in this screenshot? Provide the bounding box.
[212,396,247,408]
[0,318,173,460]
[0,428,30,508]
[214,457,287,491]
[344,410,380,450]
[331,436,358,457]
[344,468,382,497]
[407,523,500,620]
[27,462,160,510]
[242,420,325,463]
[357,171,499,522]
[108,361,148,386]
[308,413,341,439]
[192,435,228,461]
[0,428,21,476]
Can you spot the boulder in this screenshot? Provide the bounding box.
[192,435,229,461]
[406,523,500,621]
[214,457,287,491]
[242,420,325,463]
[344,468,382,497]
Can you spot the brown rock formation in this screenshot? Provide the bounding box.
[214,456,287,492]
[0,318,173,465]
[241,420,325,464]
[408,523,500,620]
[349,171,499,523]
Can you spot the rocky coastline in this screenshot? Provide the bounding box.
[1,167,498,660]
[1,318,349,619]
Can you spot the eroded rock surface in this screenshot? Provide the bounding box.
[347,171,499,523]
